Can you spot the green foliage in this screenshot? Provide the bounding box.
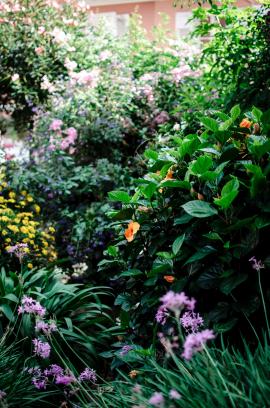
[0,266,113,366]
[102,106,270,339]
[92,335,270,408]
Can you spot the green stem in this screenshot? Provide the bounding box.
[258,270,270,338]
[204,346,236,408]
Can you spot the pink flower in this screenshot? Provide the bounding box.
[18,296,46,317]
[38,26,46,35]
[49,119,63,131]
[182,329,215,360]
[55,374,75,385]
[149,392,164,406]
[66,127,77,142]
[99,50,112,61]
[35,46,44,55]
[169,389,181,400]
[180,311,204,333]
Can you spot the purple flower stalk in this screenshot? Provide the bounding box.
[156,291,196,324]
[79,368,97,382]
[119,345,133,356]
[35,320,57,335]
[18,296,46,317]
[32,339,51,359]
[149,392,164,406]
[155,306,168,325]
[249,256,265,272]
[32,376,47,390]
[44,364,64,377]
[182,329,215,360]
[55,374,76,386]
[180,311,204,333]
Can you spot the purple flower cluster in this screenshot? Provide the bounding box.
[35,320,57,336]
[18,296,46,317]
[79,367,97,382]
[180,311,204,333]
[149,392,164,406]
[33,339,51,359]
[182,329,215,360]
[155,291,196,325]
[119,345,133,356]
[7,243,29,261]
[30,365,96,390]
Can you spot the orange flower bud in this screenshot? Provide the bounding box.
[129,370,139,379]
[164,275,175,283]
[197,193,204,200]
[240,118,252,129]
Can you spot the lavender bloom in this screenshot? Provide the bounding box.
[18,296,46,317]
[119,345,133,356]
[0,390,6,400]
[155,306,168,325]
[32,339,51,359]
[35,320,57,335]
[169,389,181,400]
[44,364,64,377]
[32,376,47,390]
[249,256,265,271]
[79,368,97,382]
[149,392,164,406]
[182,329,215,360]
[55,374,76,386]
[159,291,196,314]
[7,243,29,261]
[180,311,204,333]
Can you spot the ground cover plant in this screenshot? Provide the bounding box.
[0,0,270,406]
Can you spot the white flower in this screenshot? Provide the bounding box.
[11,73,19,82]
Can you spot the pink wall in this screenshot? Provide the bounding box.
[90,0,258,34]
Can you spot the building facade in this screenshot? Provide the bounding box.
[87,0,257,36]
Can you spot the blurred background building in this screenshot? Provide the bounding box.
[87,0,258,36]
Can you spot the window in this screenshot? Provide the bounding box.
[91,12,129,36]
[175,12,195,37]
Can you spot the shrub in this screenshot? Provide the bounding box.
[102,105,270,341]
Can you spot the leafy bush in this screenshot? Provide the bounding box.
[102,105,270,340]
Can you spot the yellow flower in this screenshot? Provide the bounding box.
[21,191,27,196]
[22,219,29,225]
[1,216,9,222]
[1,230,8,236]
[20,226,29,234]
[5,245,11,252]
[5,238,11,243]
[27,263,33,269]
[0,197,5,203]
[1,182,7,188]
[42,249,48,256]
[26,195,33,202]
[7,225,19,233]
[22,238,30,243]
[49,227,55,233]
[8,192,16,199]
[19,201,26,206]
[28,233,35,239]
[34,205,41,214]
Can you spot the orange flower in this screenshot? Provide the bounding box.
[240,118,252,128]
[124,221,140,242]
[164,169,174,180]
[164,275,175,283]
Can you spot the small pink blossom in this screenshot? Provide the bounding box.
[182,329,215,360]
[149,392,164,406]
[49,119,63,131]
[32,339,51,359]
[35,46,44,55]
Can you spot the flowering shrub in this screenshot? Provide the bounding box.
[103,105,270,340]
[0,0,89,131]
[0,172,56,267]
